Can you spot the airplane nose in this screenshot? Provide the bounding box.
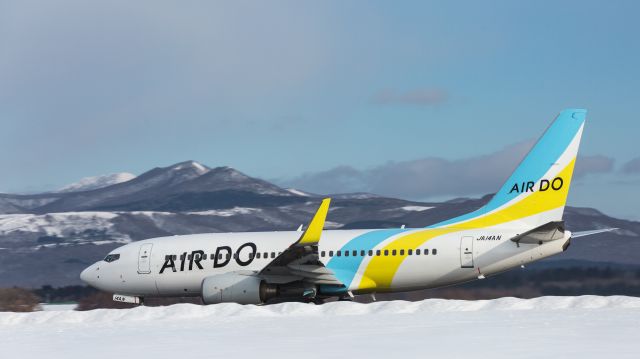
[80,266,90,284]
[80,263,97,285]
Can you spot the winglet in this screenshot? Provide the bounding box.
[298,198,331,245]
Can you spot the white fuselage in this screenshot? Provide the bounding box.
[79,109,586,302]
[80,227,571,297]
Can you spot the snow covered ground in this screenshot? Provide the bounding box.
[39,303,77,311]
[2,296,640,359]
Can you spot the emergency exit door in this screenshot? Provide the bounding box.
[460,236,474,268]
[137,243,153,274]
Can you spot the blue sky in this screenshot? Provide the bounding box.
[1,1,639,219]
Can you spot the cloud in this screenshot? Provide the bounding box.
[284,166,368,194]
[281,141,531,198]
[574,155,615,178]
[371,88,448,106]
[621,157,640,174]
[279,141,615,199]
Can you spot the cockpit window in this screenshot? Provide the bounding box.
[104,254,120,263]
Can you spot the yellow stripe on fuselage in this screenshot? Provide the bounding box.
[360,227,457,289]
[359,158,576,290]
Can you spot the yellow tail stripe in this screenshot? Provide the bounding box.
[446,158,576,229]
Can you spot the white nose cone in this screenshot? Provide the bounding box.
[80,264,96,286]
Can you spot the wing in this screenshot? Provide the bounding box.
[571,228,619,238]
[258,198,343,286]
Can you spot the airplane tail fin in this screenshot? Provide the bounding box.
[430,109,586,230]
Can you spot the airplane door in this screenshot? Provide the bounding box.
[137,243,153,274]
[460,236,474,268]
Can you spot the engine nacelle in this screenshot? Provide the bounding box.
[201,273,317,305]
[201,273,272,305]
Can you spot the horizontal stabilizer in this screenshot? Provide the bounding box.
[572,228,618,238]
[511,221,565,244]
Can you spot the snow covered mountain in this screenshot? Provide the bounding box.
[58,173,137,193]
[0,161,304,214]
[286,188,313,196]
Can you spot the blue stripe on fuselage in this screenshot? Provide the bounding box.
[326,229,407,288]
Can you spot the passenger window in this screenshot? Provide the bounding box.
[345,251,349,257]
[321,251,326,257]
[226,254,231,260]
[249,253,254,259]
[329,250,334,257]
[416,249,421,255]
[256,252,261,259]
[384,250,389,256]
[376,250,381,256]
[408,249,413,255]
[433,249,437,255]
[271,252,276,258]
[218,253,222,260]
[263,252,268,258]
[187,254,192,260]
[392,249,397,256]
[165,255,171,260]
[425,249,429,255]
[173,255,177,260]
[400,249,405,256]
[368,250,373,256]
[337,251,342,257]
[360,250,365,256]
[352,250,357,256]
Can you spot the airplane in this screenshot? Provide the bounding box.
[81,108,616,305]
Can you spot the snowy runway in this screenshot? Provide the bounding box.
[2,296,640,359]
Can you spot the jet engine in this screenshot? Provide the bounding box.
[201,273,316,305]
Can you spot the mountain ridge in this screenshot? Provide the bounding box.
[58,173,137,193]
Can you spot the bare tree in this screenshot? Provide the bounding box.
[0,288,40,312]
